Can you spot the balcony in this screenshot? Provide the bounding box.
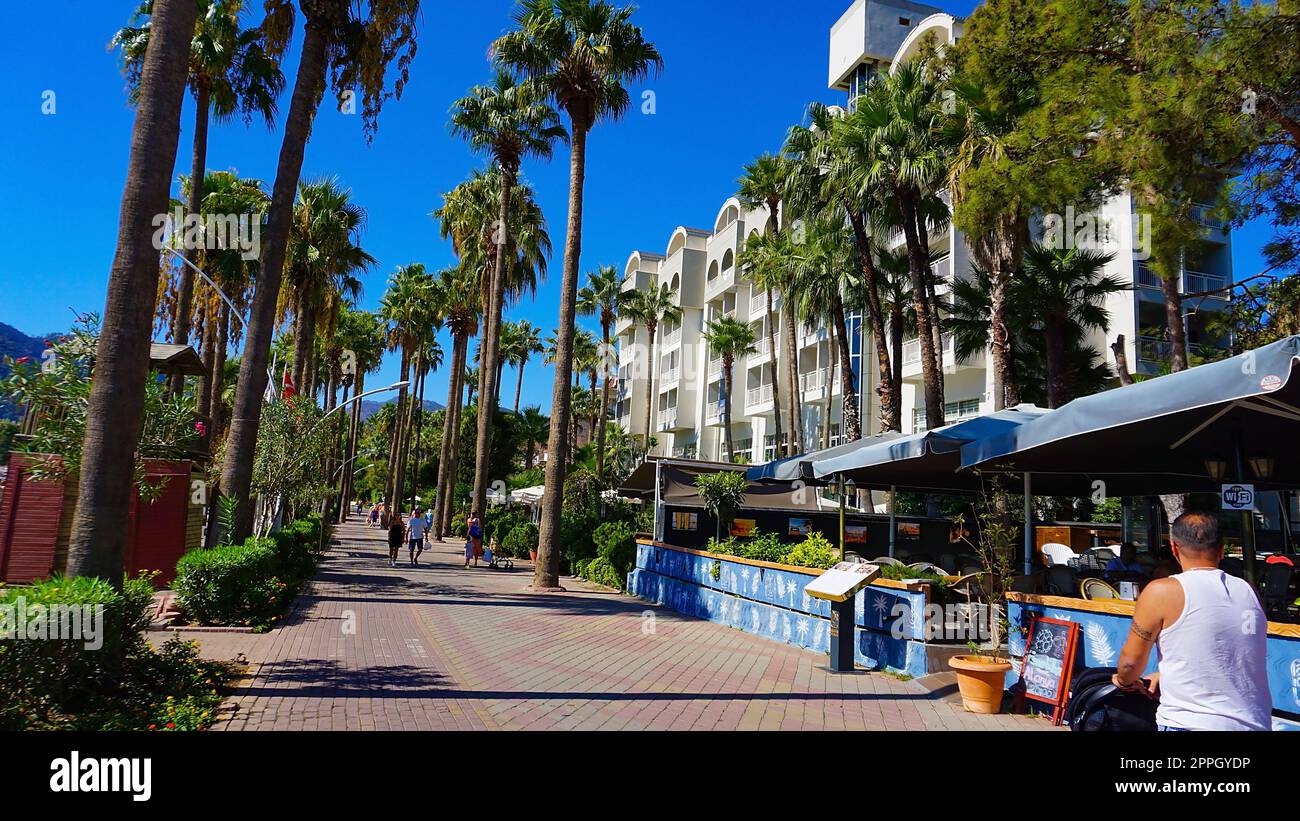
[708,356,722,377]
[705,400,724,425]
[901,333,972,380]
[1136,263,1228,297]
[659,366,679,386]
[799,370,826,395]
[657,407,680,432]
[661,327,682,348]
[746,383,773,412]
[1137,335,1211,364]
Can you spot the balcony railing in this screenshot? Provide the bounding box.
[706,400,723,422]
[660,367,679,385]
[751,335,770,356]
[662,327,682,347]
[799,370,826,393]
[746,384,773,407]
[1136,263,1227,295]
[657,408,678,432]
[708,357,722,376]
[1137,335,1206,362]
[902,334,955,367]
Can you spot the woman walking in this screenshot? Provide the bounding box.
[387,510,405,568]
[465,510,484,568]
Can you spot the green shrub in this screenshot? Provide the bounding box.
[735,530,786,563]
[503,522,539,558]
[572,558,592,579]
[450,513,467,538]
[779,532,838,569]
[582,556,624,590]
[484,505,528,543]
[593,521,637,575]
[559,509,599,574]
[173,541,288,627]
[272,526,316,581]
[0,574,155,725]
[561,468,602,514]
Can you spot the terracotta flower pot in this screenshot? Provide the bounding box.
[948,654,1012,714]
[529,549,538,562]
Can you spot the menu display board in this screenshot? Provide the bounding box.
[804,562,880,603]
[1015,616,1080,725]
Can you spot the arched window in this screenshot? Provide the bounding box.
[707,260,719,282]
[721,249,735,271]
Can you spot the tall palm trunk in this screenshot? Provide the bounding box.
[339,369,364,522]
[587,370,598,451]
[210,301,230,431]
[67,0,199,582]
[763,289,785,457]
[847,211,898,432]
[292,291,317,394]
[514,356,527,413]
[198,302,218,419]
[641,323,657,448]
[536,117,590,591]
[1043,313,1069,409]
[386,348,411,511]
[472,167,515,519]
[823,321,836,448]
[407,362,427,510]
[170,80,210,396]
[219,17,329,542]
[594,321,611,479]
[889,302,903,422]
[722,359,735,463]
[435,332,465,537]
[898,194,944,430]
[783,308,802,452]
[832,296,861,441]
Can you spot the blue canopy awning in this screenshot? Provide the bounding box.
[960,336,1300,491]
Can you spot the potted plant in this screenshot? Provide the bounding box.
[694,470,749,542]
[947,478,1019,714]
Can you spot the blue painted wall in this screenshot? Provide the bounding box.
[1008,598,1300,731]
[629,543,932,676]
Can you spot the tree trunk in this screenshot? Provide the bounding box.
[434,333,463,537]
[595,321,611,479]
[339,369,364,522]
[536,116,590,591]
[1111,334,1135,386]
[847,211,897,432]
[898,193,944,430]
[438,333,468,537]
[642,324,657,449]
[784,308,803,452]
[170,80,210,396]
[889,303,903,428]
[67,0,198,583]
[514,357,526,413]
[197,301,217,420]
[722,360,735,463]
[218,18,329,542]
[753,291,782,461]
[832,296,861,441]
[471,166,515,520]
[823,320,836,448]
[1160,267,1189,372]
[1044,314,1069,409]
[292,292,317,395]
[210,301,229,434]
[386,349,411,512]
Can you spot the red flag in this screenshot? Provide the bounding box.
[282,368,297,400]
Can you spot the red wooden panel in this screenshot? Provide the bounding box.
[126,460,191,586]
[0,454,66,583]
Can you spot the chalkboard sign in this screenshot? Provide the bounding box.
[1015,616,1080,725]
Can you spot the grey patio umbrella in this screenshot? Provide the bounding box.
[744,434,904,485]
[960,335,1300,580]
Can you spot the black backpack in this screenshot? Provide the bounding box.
[1065,666,1159,731]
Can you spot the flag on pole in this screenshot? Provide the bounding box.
[282,368,297,400]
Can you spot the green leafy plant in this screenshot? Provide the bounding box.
[593,521,636,576]
[503,522,539,558]
[955,475,1022,661]
[780,532,838,569]
[694,470,749,541]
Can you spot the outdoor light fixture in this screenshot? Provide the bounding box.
[1248,456,1275,480]
[1204,458,1228,480]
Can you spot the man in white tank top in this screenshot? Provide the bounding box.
[1112,511,1272,731]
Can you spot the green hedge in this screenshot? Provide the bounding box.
[579,556,624,590]
[593,521,636,576]
[173,541,286,627]
[503,522,539,558]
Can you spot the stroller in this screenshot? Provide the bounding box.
[485,537,513,570]
[1064,666,1159,731]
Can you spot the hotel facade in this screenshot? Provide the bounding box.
[611,0,1234,463]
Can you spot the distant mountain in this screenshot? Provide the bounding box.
[359,397,444,421]
[0,323,52,420]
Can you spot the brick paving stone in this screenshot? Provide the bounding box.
[189,520,1058,732]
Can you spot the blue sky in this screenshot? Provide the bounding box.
[0,0,1276,413]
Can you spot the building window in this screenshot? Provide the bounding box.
[912,399,981,432]
[898,17,911,26]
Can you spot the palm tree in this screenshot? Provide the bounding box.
[281,178,374,394]
[623,281,682,451]
[703,316,757,464]
[572,328,602,452]
[220,0,420,541]
[518,406,550,470]
[944,78,1035,410]
[788,219,863,441]
[493,0,662,591]
[431,265,479,538]
[114,0,283,366]
[738,227,804,450]
[450,70,565,521]
[379,264,437,512]
[846,64,951,430]
[67,0,199,582]
[577,264,622,479]
[1016,245,1125,408]
[506,320,543,413]
[333,307,386,521]
[735,153,789,454]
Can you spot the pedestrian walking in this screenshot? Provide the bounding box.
[407,508,428,566]
[465,511,484,568]
[387,511,405,568]
[369,504,379,528]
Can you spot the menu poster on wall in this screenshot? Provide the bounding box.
[896,522,920,540]
[788,518,814,537]
[1015,616,1081,725]
[672,511,698,531]
[845,524,868,544]
[730,518,757,538]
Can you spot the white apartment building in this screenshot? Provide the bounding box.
[613,0,1234,460]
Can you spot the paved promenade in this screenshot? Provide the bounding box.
[181,521,1052,731]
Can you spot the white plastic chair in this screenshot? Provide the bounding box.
[1041,542,1078,567]
[1090,545,1119,561]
